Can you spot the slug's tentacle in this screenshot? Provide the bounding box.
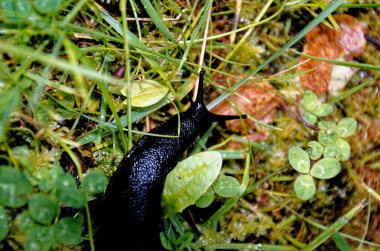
[96,70,245,251]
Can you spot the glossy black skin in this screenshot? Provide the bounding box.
[96,71,243,250]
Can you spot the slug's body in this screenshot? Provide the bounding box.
[96,71,244,250]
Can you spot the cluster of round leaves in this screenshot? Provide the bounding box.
[0,165,107,251]
[162,151,241,218]
[289,91,358,200]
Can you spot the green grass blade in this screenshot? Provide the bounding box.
[206,0,346,110]
[332,232,352,251]
[304,200,367,251]
[139,0,177,44]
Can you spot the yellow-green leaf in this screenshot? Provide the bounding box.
[121,80,169,107]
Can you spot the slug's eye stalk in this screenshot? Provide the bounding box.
[197,69,247,122]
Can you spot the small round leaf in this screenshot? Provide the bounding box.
[56,188,86,208]
[288,147,310,173]
[303,111,318,125]
[195,188,214,208]
[307,141,324,160]
[0,167,33,208]
[213,175,240,198]
[121,80,169,107]
[335,138,351,161]
[301,90,318,112]
[53,215,83,246]
[33,0,62,14]
[162,151,222,218]
[310,158,341,179]
[294,174,316,200]
[314,103,333,117]
[80,171,108,195]
[24,226,53,251]
[318,120,337,131]
[28,193,59,225]
[318,131,338,146]
[323,145,339,159]
[0,206,9,241]
[337,118,357,138]
[15,211,36,232]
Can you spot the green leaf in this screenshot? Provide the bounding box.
[337,118,357,138]
[301,90,318,112]
[288,147,310,173]
[121,80,169,107]
[0,166,33,208]
[15,211,37,232]
[314,103,333,117]
[307,141,324,160]
[323,145,339,159]
[310,158,341,179]
[335,138,351,161]
[213,175,240,198]
[28,193,59,225]
[0,87,21,142]
[303,111,318,125]
[53,215,83,246]
[318,120,337,131]
[294,174,316,200]
[54,173,85,208]
[1,0,32,24]
[195,188,215,208]
[80,171,108,195]
[33,0,62,14]
[0,206,9,241]
[32,168,54,192]
[162,151,222,218]
[24,226,53,251]
[175,232,194,250]
[318,131,339,146]
[332,232,353,251]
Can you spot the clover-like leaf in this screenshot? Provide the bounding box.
[15,211,37,232]
[301,90,318,112]
[307,141,324,160]
[53,215,83,246]
[0,206,9,241]
[80,171,108,195]
[0,166,33,208]
[323,145,340,159]
[288,147,310,173]
[318,131,339,146]
[294,174,316,200]
[33,0,62,14]
[213,175,240,198]
[314,103,333,117]
[335,138,351,161]
[195,188,214,208]
[310,157,341,179]
[162,151,222,218]
[318,120,337,131]
[121,80,169,107]
[337,118,357,138]
[24,226,53,251]
[28,193,59,225]
[303,111,318,125]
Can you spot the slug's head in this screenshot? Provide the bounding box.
[192,70,247,123]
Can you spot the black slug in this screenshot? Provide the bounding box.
[96,70,245,250]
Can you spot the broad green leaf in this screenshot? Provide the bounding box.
[54,173,85,208]
[80,171,108,195]
[314,103,333,117]
[160,232,173,250]
[24,226,53,251]
[318,131,339,146]
[288,147,310,173]
[303,111,318,125]
[213,175,240,198]
[0,206,9,241]
[12,145,32,168]
[32,168,54,192]
[337,118,357,138]
[323,145,339,159]
[28,193,59,225]
[310,158,341,179]
[294,174,316,200]
[121,80,169,107]
[161,151,222,217]
[1,0,32,24]
[53,215,83,246]
[0,87,21,142]
[0,166,33,208]
[301,90,318,112]
[308,141,324,160]
[335,138,351,161]
[15,211,36,232]
[33,0,62,14]
[195,188,214,208]
[318,120,337,131]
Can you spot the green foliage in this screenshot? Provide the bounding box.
[0,164,107,249]
[289,90,358,200]
[213,175,241,198]
[0,87,21,142]
[121,80,169,107]
[161,151,222,217]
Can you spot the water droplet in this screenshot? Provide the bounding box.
[254,243,262,251]
[340,216,349,224]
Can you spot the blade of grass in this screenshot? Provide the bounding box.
[332,232,352,251]
[207,0,346,110]
[328,78,375,104]
[304,199,367,251]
